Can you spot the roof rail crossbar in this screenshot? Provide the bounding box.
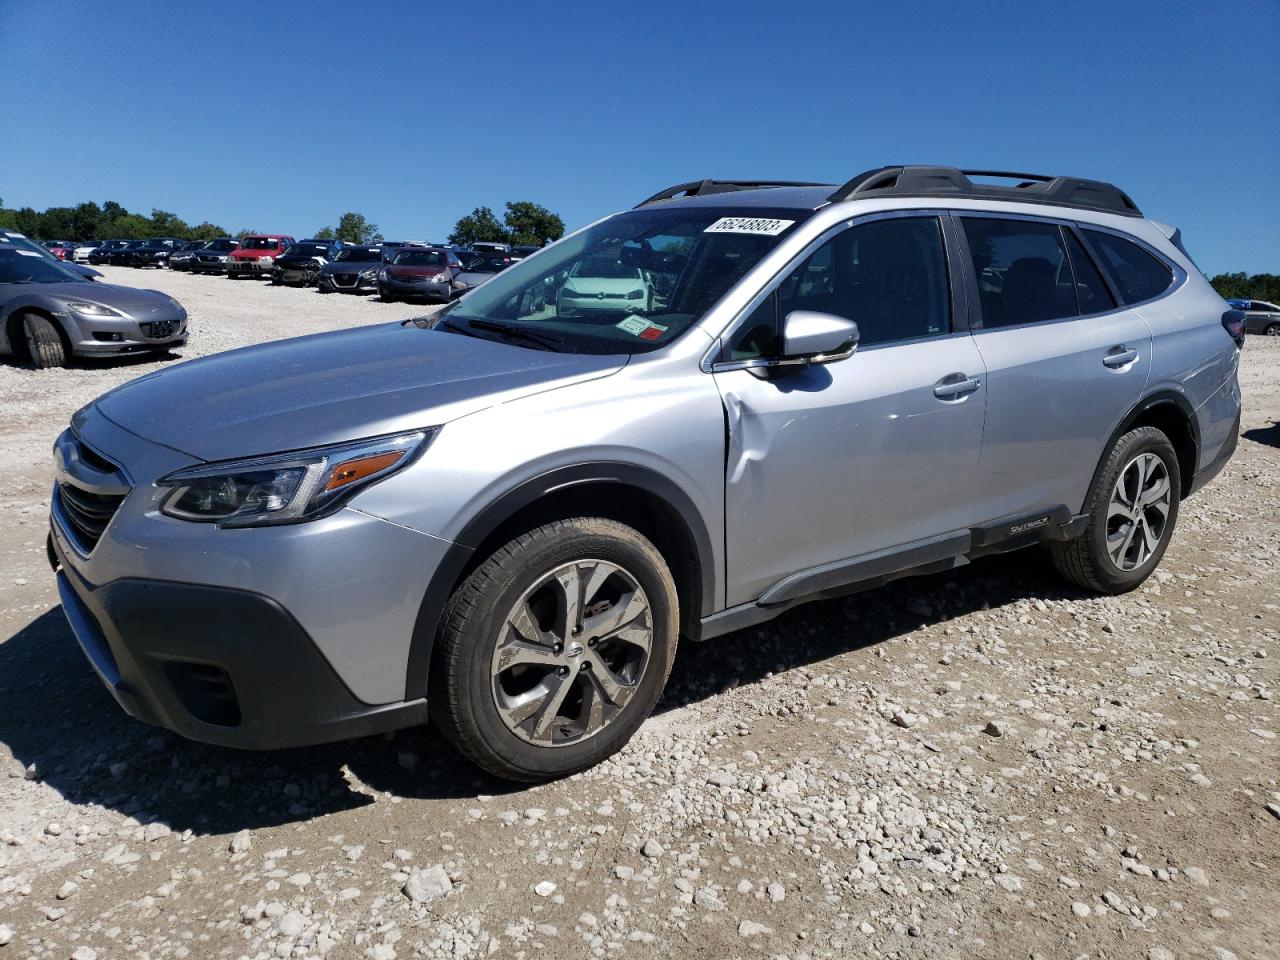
[827,165,1142,217]
[636,179,825,208]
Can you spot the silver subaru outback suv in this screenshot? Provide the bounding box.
[48,166,1243,781]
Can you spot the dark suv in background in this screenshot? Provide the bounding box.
[190,238,241,274]
[271,239,340,287]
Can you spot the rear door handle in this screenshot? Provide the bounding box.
[933,373,982,400]
[1103,345,1139,368]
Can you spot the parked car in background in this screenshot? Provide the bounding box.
[0,247,188,368]
[510,244,543,260]
[455,253,512,291]
[469,241,512,256]
[227,235,294,279]
[2,231,103,281]
[318,245,383,294]
[1239,300,1280,336]
[110,240,146,266]
[129,238,184,269]
[73,241,103,263]
[168,240,209,272]
[190,238,241,274]
[557,254,653,316]
[378,246,462,303]
[44,241,76,260]
[271,239,339,287]
[88,240,129,265]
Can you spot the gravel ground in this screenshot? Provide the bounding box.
[0,267,1276,960]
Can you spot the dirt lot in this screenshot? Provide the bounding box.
[1,267,1276,960]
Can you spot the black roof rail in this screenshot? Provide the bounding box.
[827,165,1143,217]
[636,179,825,208]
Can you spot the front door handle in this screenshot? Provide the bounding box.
[933,373,982,400]
[1103,345,1139,369]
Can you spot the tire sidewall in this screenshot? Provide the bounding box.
[439,520,678,779]
[1084,427,1181,591]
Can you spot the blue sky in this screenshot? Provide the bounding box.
[1,0,1275,275]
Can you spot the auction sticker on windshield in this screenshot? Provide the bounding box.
[704,217,795,236]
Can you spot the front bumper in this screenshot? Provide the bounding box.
[62,311,188,356]
[227,258,274,275]
[273,265,319,285]
[192,257,229,273]
[50,533,428,750]
[321,271,378,292]
[381,276,452,300]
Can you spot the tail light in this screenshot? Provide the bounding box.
[1221,309,1246,349]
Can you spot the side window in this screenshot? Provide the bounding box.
[961,217,1076,327]
[724,294,778,361]
[775,216,950,348]
[1082,230,1174,305]
[1063,230,1116,315]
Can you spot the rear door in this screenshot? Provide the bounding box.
[713,213,987,607]
[956,214,1151,522]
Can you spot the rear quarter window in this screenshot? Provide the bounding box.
[1082,230,1174,305]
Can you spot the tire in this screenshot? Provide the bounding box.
[1265,323,1280,337]
[429,517,679,781]
[1051,426,1181,594]
[21,313,68,369]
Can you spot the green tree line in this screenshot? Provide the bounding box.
[0,198,229,242]
[448,201,564,247]
[1209,272,1280,304]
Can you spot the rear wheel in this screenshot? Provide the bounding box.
[429,518,678,781]
[1051,426,1180,594]
[21,313,68,369]
[1265,322,1280,337]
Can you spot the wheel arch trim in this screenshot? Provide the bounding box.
[1086,389,1200,508]
[403,461,716,700]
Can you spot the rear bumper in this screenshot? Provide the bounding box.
[1186,407,1239,498]
[49,532,428,750]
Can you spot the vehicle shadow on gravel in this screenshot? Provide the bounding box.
[1243,420,1280,448]
[0,550,1075,834]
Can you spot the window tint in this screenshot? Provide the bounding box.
[775,217,950,347]
[1064,230,1115,315]
[1082,230,1173,305]
[962,218,1076,327]
[725,294,778,361]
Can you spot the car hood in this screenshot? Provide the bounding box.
[387,264,449,279]
[94,321,627,462]
[322,261,378,273]
[230,248,278,259]
[277,253,330,265]
[33,281,179,314]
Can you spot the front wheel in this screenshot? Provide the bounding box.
[1265,323,1280,337]
[22,313,68,369]
[1051,426,1180,594]
[429,517,678,781]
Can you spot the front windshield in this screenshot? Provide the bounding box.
[289,243,330,257]
[335,247,379,262]
[204,239,237,251]
[441,206,808,354]
[0,249,85,284]
[393,249,448,267]
[242,237,279,250]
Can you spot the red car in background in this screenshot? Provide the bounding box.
[43,241,76,260]
[227,234,295,279]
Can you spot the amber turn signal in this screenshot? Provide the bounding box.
[325,451,404,491]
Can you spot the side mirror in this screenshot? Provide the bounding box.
[781,310,859,364]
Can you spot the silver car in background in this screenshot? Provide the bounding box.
[1,248,188,367]
[48,165,1240,782]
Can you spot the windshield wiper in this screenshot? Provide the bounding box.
[444,317,567,352]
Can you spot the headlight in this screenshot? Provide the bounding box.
[433,272,451,283]
[66,301,124,318]
[626,289,644,299]
[360,268,377,279]
[259,256,273,263]
[158,430,433,528]
[378,268,388,281]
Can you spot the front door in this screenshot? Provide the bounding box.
[714,215,987,607]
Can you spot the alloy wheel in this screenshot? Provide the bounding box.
[1106,453,1172,571]
[490,559,652,747]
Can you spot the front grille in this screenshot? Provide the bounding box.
[57,482,126,552]
[141,320,180,338]
[198,256,221,263]
[334,273,358,286]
